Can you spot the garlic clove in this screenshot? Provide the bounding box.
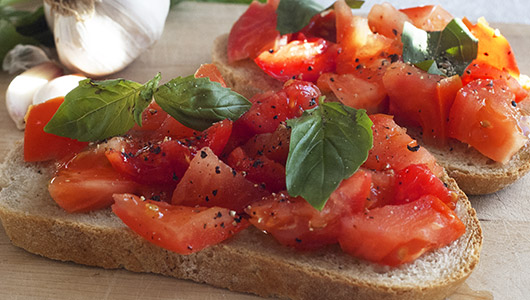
[2,45,51,74]
[5,62,63,130]
[33,74,86,105]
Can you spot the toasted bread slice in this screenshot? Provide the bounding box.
[212,33,530,195]
[0,141,481,300]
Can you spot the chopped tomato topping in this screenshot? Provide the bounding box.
[24,97,88,162]
[448,79,526,163]
[367,3,411,39]
[400,5,453,31]
[112,194,249,254]
[172,147,270,213]
[339,195,465,266]
[463,17,520,78]
[254,37,338,83]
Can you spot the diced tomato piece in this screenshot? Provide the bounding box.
[242,125,290,165]
[463,62,528,102]
[463,17,520,78]
[112,194,249,254]
[49,147,138,213]
[105,137,193,186]
[339,195,465,266]
[448,79,526,163]
[236,80,320,135]
[367,2,412,39]
[383,62,461,145]
[194,63,227,87]
[172,147,270,213]
[363,114,443,177]
[299,10,336,42]
[24,97,88,162]
[227,0,280,62]
[226,147,286,192]
[317,72,387,114]
[335,0,399,74]
[193,119,233,156]
[393,164,457,209]
[254,37,338,83]
[365,168,395,209]
[246,170,370,250]
[400,5,453,31]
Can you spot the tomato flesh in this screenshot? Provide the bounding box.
[24,97,88,162]
[227,0,279,62]
[112,194,249,254]
[400,5,453,31]
[448,79,526,163]
[363,114,443,177]
[254,37,338,83]
[246,170,370,250]
[236,80,320,135]
[49,147,138,213]
[172,147,270,213]
[463,17,520,78]
[393,164,457,209]
[367,3,411,39]
[339,195,465,266]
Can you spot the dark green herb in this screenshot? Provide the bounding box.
[286,102,373,210]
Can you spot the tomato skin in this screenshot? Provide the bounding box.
[317,72,387,114]
[226,147,286,193]
[24,97,88,162]
[383,62,461,146]
[172,147,270,213]
[227,0,279,62]
[236,80,320,135]
[393,164,457,209]
[299,11,336,42]
[254,37,338,83]
[363,114,443,177]
[242,125,290,165]
[339,195,465,266]
[463,17,519,78]
[400,5,453,31]
[463,62,528,102]
[246,170,370,250]
[335,0,398,74]
[448,79,526,163]
[49,147,138,213]
[194,63,227,87]
[367,2,411,39]
[106,137,193,186]
[112,194,249,254]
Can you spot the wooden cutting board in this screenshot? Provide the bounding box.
[1,2,529,299]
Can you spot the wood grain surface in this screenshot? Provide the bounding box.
[1,2,529,299]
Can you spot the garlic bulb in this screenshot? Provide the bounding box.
[5,62,63,129]
[44,0,170,77]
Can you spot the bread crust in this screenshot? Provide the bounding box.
[212,33,530,195]
[0,141,482,300]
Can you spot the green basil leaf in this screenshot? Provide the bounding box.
[286,102,373,210]
[402,18,478,76]
[276,0,364,35]
[154,76,251,131]
[135,73,161,126]
[44,78,146,141]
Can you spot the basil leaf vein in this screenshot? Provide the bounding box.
[154,76,251,131]
[401,18,478,76]
[44,78,145,141]
[286,102,373,210]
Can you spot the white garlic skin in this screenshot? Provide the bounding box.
[32,74,87,105]
[5,62,63,130]
[44,0,170,77]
